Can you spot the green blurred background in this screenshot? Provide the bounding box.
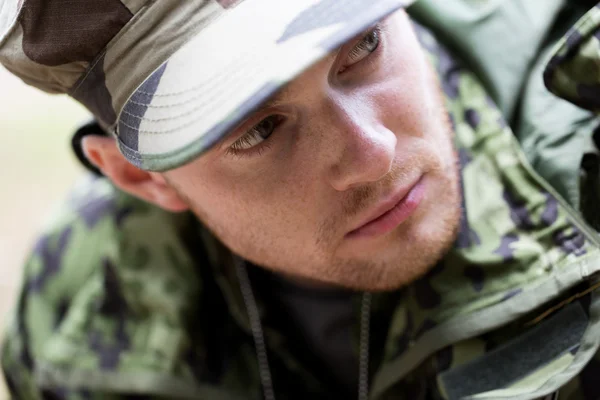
[0,65,91,398]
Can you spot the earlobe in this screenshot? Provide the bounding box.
[149,184,190,212]
[81,135,189,213]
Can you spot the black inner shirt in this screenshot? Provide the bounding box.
[256,267,360,396]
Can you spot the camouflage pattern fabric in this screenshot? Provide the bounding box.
[544,3,600,113]
[0,0,414,172]
[4,19,600,400]
[409,0,600,217]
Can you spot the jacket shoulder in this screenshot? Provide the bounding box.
[18,175,200,305]
[2,176,204,398]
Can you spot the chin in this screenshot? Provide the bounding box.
[370,240,458,291]
[334,199,461,292]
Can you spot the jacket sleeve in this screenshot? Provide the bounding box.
[544,2,600,113]
[1,236,165,400]
[2,279,40,400]
[0,209,152,400]
[1,175,199,400]
[1,172,125,399]
[2,254,63,399]
[1,229,89,400]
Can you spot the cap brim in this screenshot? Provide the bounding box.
[117,0,414,171]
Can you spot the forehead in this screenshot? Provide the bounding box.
[241,12,409,117]
[252,83,298,114]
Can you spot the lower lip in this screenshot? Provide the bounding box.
[347,178,426,239]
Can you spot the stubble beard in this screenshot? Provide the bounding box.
[171,65,462,292]
[313,74,462,292]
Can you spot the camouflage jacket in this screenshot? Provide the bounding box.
[4,1,600,400]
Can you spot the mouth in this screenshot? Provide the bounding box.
[346,175,426,239]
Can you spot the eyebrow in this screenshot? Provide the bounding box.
[250,85,293,116]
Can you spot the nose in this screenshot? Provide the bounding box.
[325,101,396,192]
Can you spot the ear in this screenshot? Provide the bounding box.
[81,135,189,212]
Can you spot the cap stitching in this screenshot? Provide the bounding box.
[114,3,235,125]
[70,0,155,96]
[69,47,108,95]
[135,85,203,97]
[123,56,256,112]
[126,91,210,108]
[134,51,250,97]
[135,81,216,97]
[119,114,203,135]
[121,105,200,123]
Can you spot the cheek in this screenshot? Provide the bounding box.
[190,167,315,239]
[373,44,436,138]
[186,173,328,270]
[372,44,453,171]
[376,81,431,136]
[185,181,274,258]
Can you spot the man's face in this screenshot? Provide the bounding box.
[165,10,461,291]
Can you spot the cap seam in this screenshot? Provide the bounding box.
[69,0,155,97]
[133,47,251,98]
[118,139,143,161]
[121,106,200,124]
[115,4,231,139]
[126,68,246,107]
[124,70,246,109]
[119,113,201,135]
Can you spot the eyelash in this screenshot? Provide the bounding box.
[226,115,283,157]
[227,141,273,158]
[226,25,384,158]
[341,25,383,73]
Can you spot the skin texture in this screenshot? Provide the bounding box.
[84,10,462,291]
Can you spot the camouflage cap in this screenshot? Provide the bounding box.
[0,0,415,171]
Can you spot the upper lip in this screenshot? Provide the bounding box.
[347,175,422,234]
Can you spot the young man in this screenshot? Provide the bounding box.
[1,0,600,399]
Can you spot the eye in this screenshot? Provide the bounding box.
[341,27,381,71]
[229,115,284,154]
